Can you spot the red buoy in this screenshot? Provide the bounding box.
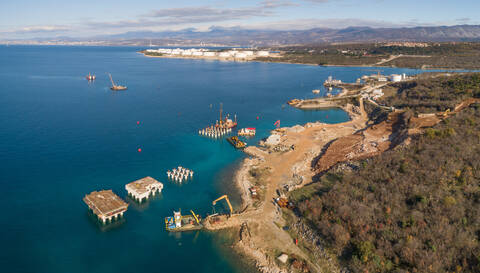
[326,115,329,119]
[137,148,142,153]
[256,116,259,120]
[137,121,140,125]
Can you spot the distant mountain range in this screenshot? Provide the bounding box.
[5,25,480,46]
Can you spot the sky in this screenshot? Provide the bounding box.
[0,0,479,39]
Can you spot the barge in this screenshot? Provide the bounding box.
[216,103,237,129]
[109,73,127,91]
[165,210,203,232]
[227,136,246,149]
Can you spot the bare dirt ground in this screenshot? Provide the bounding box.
[204,101,368,273]
[205,97,480,273]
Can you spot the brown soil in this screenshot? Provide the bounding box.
[206,97,480,273]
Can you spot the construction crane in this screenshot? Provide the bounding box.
[108,73,127,91]
[190,210,200,224]
[212,195,233,216]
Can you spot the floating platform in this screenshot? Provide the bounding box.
[227,136,246,149]
[83,190,128,224]
[165,210,203,232]
[125,176,163,203]
[238,128,256,136]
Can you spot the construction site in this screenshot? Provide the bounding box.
[83,190,129,224]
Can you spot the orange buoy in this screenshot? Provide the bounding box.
[137,148,142,152]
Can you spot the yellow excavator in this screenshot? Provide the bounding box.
[212,195,233,216]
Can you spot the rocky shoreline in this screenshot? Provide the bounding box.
[224,102,367,273]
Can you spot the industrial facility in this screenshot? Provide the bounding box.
[144,48,271,60]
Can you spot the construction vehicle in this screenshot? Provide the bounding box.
[436,108,451,118]
[109,73,127,91]
[212,195,233,216]
[443,108,451,117]
[287,99,301,105]
[275,197,295,209]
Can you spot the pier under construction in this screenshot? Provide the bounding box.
[83,190,128,224]
[125,176,163,202]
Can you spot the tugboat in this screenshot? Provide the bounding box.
[109,73,127,91]
[86,73,96,81]
[227,136,246,149]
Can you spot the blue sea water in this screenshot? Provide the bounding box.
[0,46,427,273]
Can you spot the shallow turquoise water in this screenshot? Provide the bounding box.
[0,46,427,273]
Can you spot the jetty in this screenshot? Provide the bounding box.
[83,190,128,224]
[125,176,163,203]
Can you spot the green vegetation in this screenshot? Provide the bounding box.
[258,43,480,69]
[291,73,480,272]
[380,73,480,113]
[143,51,164,57]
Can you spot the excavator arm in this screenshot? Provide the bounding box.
[190,210,200,224]
[212,195,233,216]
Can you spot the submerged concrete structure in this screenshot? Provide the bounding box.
[125,176,163,202]
[83,190,128,224]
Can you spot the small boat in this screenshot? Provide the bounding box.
[312,89,320,94]
[109,73,127,91]
[86,73,96,81]
[238,128,256,136]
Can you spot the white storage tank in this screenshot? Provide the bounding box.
[203,52,216,57]
[192,51,203,56]
[235,53,247,58]
[244,51,254,56]
[219,52,231,58]
[257,51,269,57]
[391,74,402,82]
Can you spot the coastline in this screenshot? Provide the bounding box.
[140,52,476,71]
[209,101,367,273]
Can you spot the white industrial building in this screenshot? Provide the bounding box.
[235,53,247,58]
[390,74,402,82]
[203,52,216,57]
[257,51,270,57]
[145,48,268,59]
[219,52,231,58]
